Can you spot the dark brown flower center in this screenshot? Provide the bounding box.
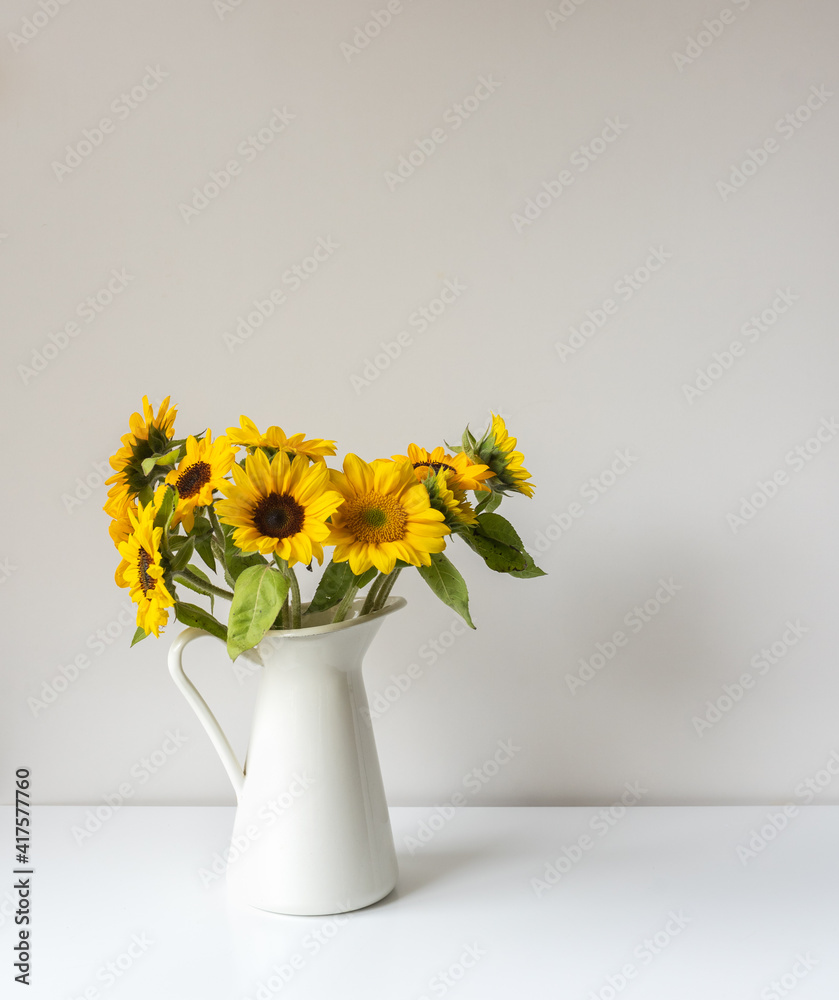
[138,549,155,596]
[252,492,305,538]
[413,461,455,475]
[176,461,212,499]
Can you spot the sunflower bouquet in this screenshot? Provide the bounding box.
[105,397,544,660]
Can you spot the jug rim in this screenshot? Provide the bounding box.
[260,594,407,639]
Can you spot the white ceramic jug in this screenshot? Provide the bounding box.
[167,596,404,915]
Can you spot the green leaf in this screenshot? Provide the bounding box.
[474,491,501,515]
[476,512,523,548]
[508,553,547,579]
[152,484,177,531]
[195,534,216,573]
[463,531,528,573]
[227,564,289,660]
[189,515,214,538]
[169,536,196,572]
[306,561,377,615]
[417,552,475,629]
[174,601,227,641]
[130,626,148,647]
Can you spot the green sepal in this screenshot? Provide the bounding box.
[227,564,289,660]
[130,626,148,647]
[175,601,227,641]
[416,552,475,629]
[461,426,477,456]
[474,491,501,516]
[141,447,181,476]
[147,424,170,453]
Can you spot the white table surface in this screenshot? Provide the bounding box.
[3,805,839,1000]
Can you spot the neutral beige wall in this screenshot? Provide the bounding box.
[2,0,837,806]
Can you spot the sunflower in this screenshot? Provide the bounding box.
[216,449,343,566]
[393,444,493,494]
[115,486,175,637]
[109,499,137,549]
[103,395,178,519]
[226,415,336,462]
[327,456,449,576]
[165,432,235,532]
[466,414,535,498]
[421,469,478,533]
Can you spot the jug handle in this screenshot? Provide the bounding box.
[168,627,249,799]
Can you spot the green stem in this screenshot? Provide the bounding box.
[288,567,301,629]
[280,591,290,629]
[174,570,234,601]
[332,583,359,623]
[360,573,386,616]
[208,505,231,578]
[274,556,302,629]
[373,568,402,612]
[208,505,225,547]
